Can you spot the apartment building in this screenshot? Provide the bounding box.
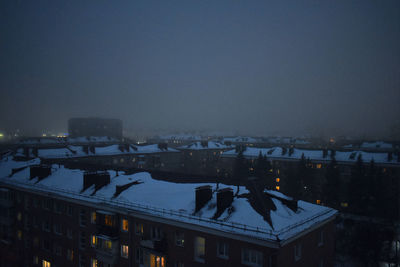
[0,158,337,267]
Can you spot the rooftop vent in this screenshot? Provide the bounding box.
[114,180,142,198]
[118,144,130,152]
[322,149,328,158]
[158,143,168,151]
[195,185,212,213]
[30,165,51,181]
[82,171,110,192]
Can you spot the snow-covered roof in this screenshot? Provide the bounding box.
[0,158,336,243]
[18,138,66,145]
[158,134,203,141]
[178,141,233,150]
[222,147,399,165]
[360,141,393,149]
[67,136,118,143]
[16,144,179,159]
[222,136,258,143]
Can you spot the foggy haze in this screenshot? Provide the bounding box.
[1,1,399,138]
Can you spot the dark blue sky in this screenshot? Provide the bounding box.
[1,0,399,137]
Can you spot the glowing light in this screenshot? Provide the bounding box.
[316,199,321,204]
[276,178,280,183]
[0,133,3,137]
[275,186,280,191]
[42,133,47,137]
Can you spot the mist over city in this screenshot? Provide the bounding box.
[1,1,399,139]
[0,1,399,267]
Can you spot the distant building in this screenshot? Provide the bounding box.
[68,118,123,140]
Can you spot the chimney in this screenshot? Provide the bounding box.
[201,141,208,148]
[30,165,51,181]
[24,147,29,158]
[83,171,110,192]
[216,188,233,215]
[32,148,38,157]
[119,144,124,152]
[195,185,212,212]
[158,143,168,150]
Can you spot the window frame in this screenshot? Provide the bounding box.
[194,236,206,263]
[241,248,263,267]
[294,243,302,261]
[121,244,129,259]
[217,241,229,259]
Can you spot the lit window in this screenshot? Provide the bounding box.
[277,169,280,175]
[242,248,262,266]
[316,164,322,169]
[33,256,39,264]
[17,212,22,221]
[42,260,51,267]
[341,202,348,208]
[135,222,143,235]
[105,240,112,250]
[91,258,97,267]
[294,243,302,261]
[275,186,280,191]
[276,178,280,183]
[189,152,193,156]
[155,256,165,267]
[217,242,229,259]
[17,230,22,240]
[316,199,321,205]
[91,235,97,247]
[175,231,184,247]
[121,219,129,232]
[105,215,113,226]
[91,212,96,224]
[194,236,205,263]
[121,245,129,258]
[67,249,74,261]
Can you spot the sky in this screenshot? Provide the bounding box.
[1,0,399,138]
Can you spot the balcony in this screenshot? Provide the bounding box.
[95,210,119,237]
[95,235,119,265]
[140,238,168,254]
